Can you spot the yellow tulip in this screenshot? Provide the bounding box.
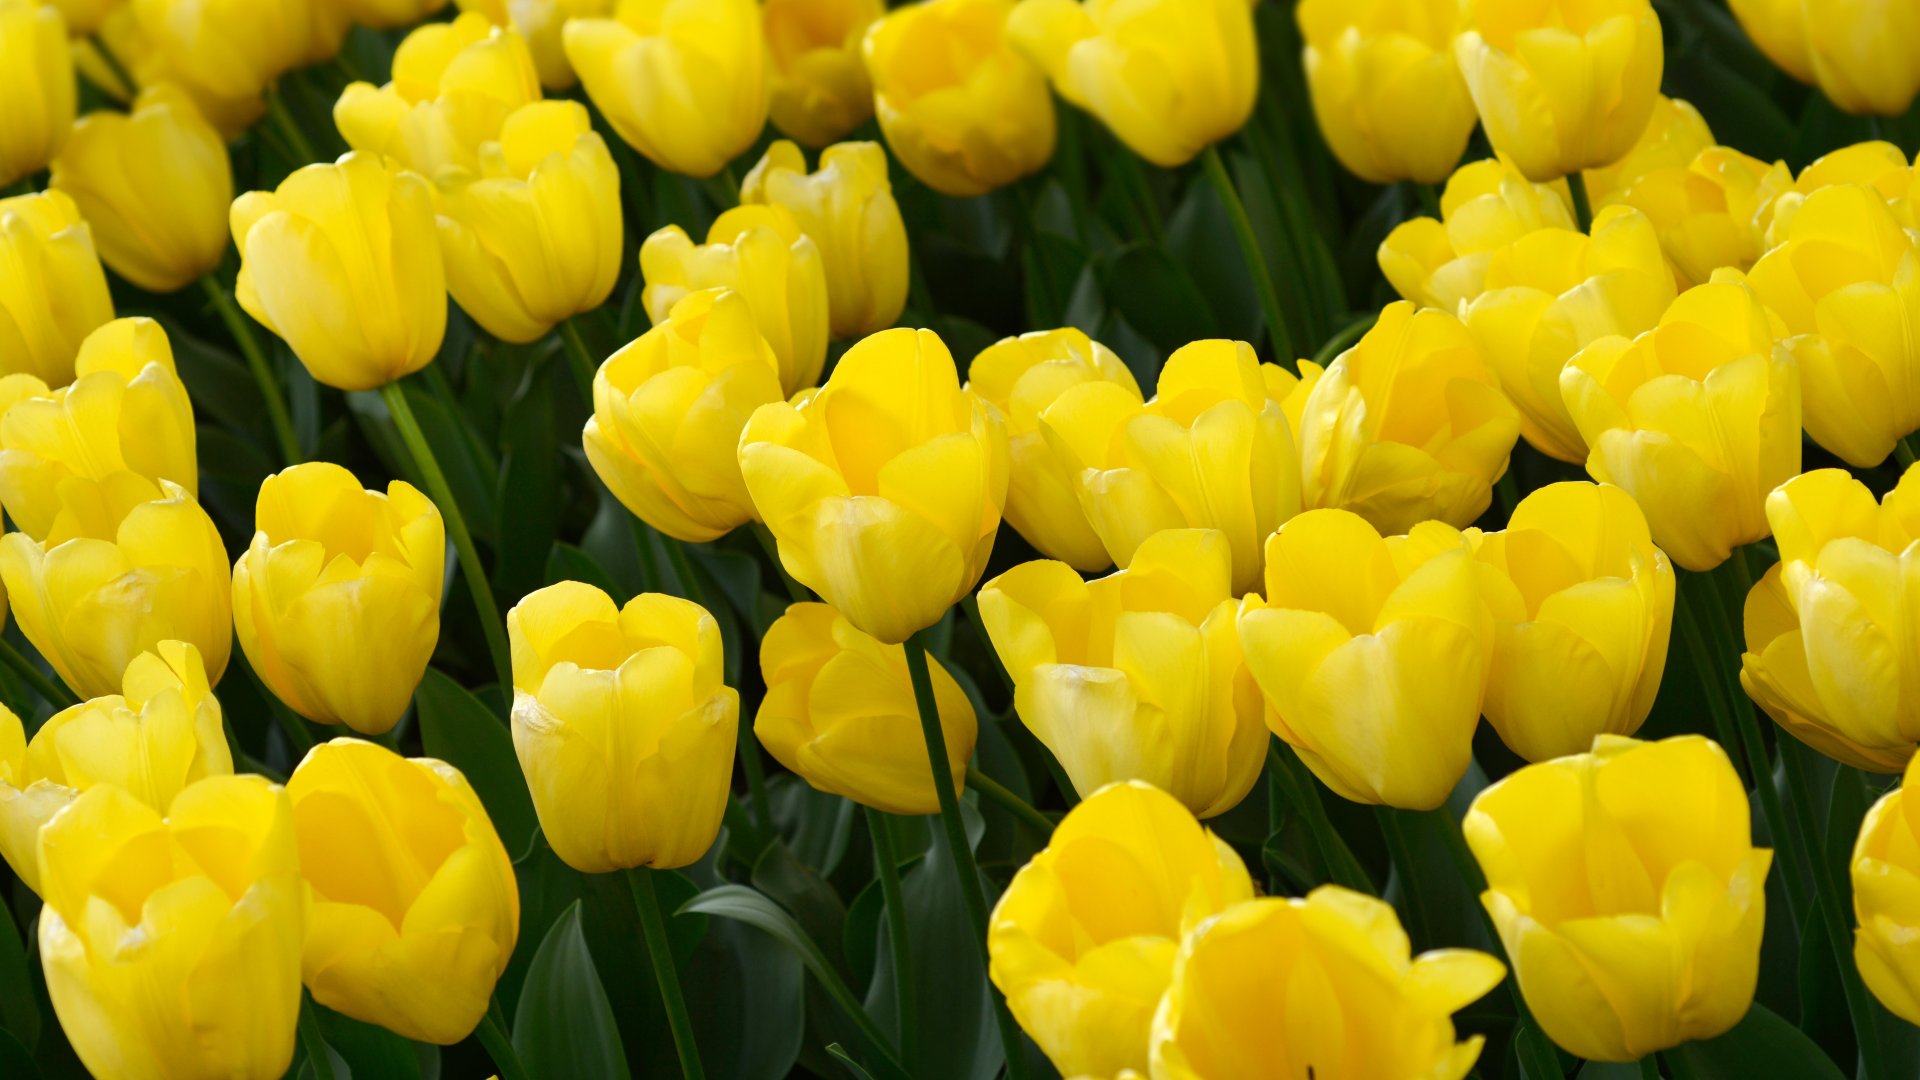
[38,775,303,1080]
[1746,184,1920,467]
[863,0,1057,197]
[1378,154,1576,313]
[1040,338,1300,595]
[1462,204,1676,463]
[1852,752,1920,1025]
[454,0,612,91]
[0,0,74,189]
[43,0,119,36]
[1237,510,1489,810]
[340,0,448,30]
[763,0,881,149]
[1007,0,1256,169]
[508,581,739,872]
[288,738,519,1045]
[1582,95,1716,208]
[1561,275,1800,572]
[0,473,230,700]
[437,100,622,344]
[231,152,448,392]
[988,781,1255,1079]
[583,288,784,543]
[1604,144,1791,288]
[1762,142,1920,252]
[641,205,830,397]
[75,4,279,138]
[564,0,768,178]
[0,190,115,387]
[1729,0,1920,116]
[334,12,542,180]
[979,529,1267,818]
[0,640,227,895]
[1296,0,1477,185]
[1465,735,1771,1061]
[1740,466,1920,773]
[232,462,444,737]
[966,327,1143,571]
[131,0,341,118]
[1149,885,1506,1080]
[741,140,909,341]
[756,601,975,816]
[1295,300,1519,534]
[739,327,1008,645]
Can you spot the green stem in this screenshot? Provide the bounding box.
[87,32,135,99]
[1639,1054,1663,1080]
[865,807,918,1072]
[380,380,514,694]
[1110,147,1165,246]
[1375,807,1434,948]
[1567,170,1593,233]
[959,593,1016,701]
[630,868,706,1080]
[1413,182,1443,219]
[1496,472,1521,517]
[1662,1051,1701,1080]
[1266,739,1373,893]
[750,522,808,605]
[737,704,775,846]
[200,276,301,466]
[1895,435,1917,469]
[965,765,1053,837]
[299,995,338,1080]
[560,319,599,410]
[659,535,708,608]
[474,999,532,1080]
[1201,145,1295,367]
[711,166,741,208]
[264,85,319,165]
[904,631,1030,1080]
[0,636,78,714]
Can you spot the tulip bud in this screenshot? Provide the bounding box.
[0,473,231,699]
[1582,96,1716,208]
[0,191,115,387]
[340,0,448,30]
[1853,752,1920,1025]
[231,152,448,392]
[1605,145,1792,288]
[1465,735,1771,1061]
[131,0,341,118]
[1238,511,1489,809]
[1296,301,1519,534]
[0,0,74,189]
[740,327,1008,645]
[863,0,1056,197]
[437,100,622,344]
[288,739,519,1044]
[1561,276,1800,571]
[1455,0,1664,182]
[989,781,1254,1078]
[741,140,908,341]
[1296,0,1476,185]
[508,581,739,872]
[966,327,1143,571]
[979,529,1267,818]
[77,4,281,138]
[1378,155,1577,313]
[1149,886,1506,1078]
[756,601,975,815]
[333,12,542,180]
[763,0,881,148]
[38,775,303,1080]
[455,0,611,91]
[0,641,228,895]
[642,205,831,396]
[232,463,444,736]
[1729,0,1920,116]
[584,288,784,542]
[564,0,768,178]
[1763,141,1920,247]
[1462,205,1676,463]
[1041,338,1300,595]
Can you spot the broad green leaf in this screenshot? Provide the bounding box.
[311,1004,423,1080]
[513,902,630,1079]
[413,670,536,856]
[493,370,561,608]
[544,543,620,596]
[1667,1003,1847,1080]
[0,1029,37,1079]
[0,894,38,1050]
[685,916,806,1080]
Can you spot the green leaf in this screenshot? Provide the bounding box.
[684,915,806,1080]
[311,1003,423,1080]
[497,829,584,1017]
[0,1029,38,1080]
[767,774,857,878]
[751,840,851,974]
[493,371,561,609]
[826,1044,880,1080]
[1666,1003,1847,1080]
[512,902,630,1079]
[0,894,38,1050]
[543,543,620,596]
[1097,248,1219,360]
[413,669,536,856]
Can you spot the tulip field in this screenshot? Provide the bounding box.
[11,0,1920,1077]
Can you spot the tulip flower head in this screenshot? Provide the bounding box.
[1761,141,1920,251]
[455,0,613,91]
[0,0,76,189]
[763,0,883,148]
[741,140,910,341]
[1297,0,1477,185]
[42,0,118,37]
[0,190,115,388]
[1378,154,1576,313]
[131,0,345,123]
[1604,144,1792,288]
[1852,751,1920,1026]
[1729,0,1920,116]
[1581,95,1715,208]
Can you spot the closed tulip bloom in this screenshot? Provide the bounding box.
[1454,0,1663,183]
[1378,155,1576,313]
[1561,276,1800,571]
[288,739,519,1044]
[508,582,739,872]
[455,0,612,91]
[75,4,280,138]
[0,1,74,189]
[989,781,1255,1078]
[334,13,542,180]
[1763,141,1920,247]
[231,152,447,392]
[1238,511,1489,809]
[642,205,830,396]
[564,0,767,178]
[1852,752,1920,1025]
[1295,301,1520,534]
[1297,0,1476,185]
[1462,204,1676,463]
[863,0,1057,197]
[584,288,785,542]
[0,191,115,387]
[131,0,339,116]
[756,602,975,816]
[967,327,1143,571]
[38,775,303,1080]
[1465,735,1771,1061]
[979,530,1267,817]
[739,328,1008,645]
[0,473,230,699]
[341,0,448,30]
[1729,0,1920,116]
[437,100,622,344]
[741,140,909,341]
[1606,145,1791,288]
[1581,95,1715,208]
[763,0,881,148]
[232,463,443,736]
[0,641,227,895]
[1149,886,1506,1080]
